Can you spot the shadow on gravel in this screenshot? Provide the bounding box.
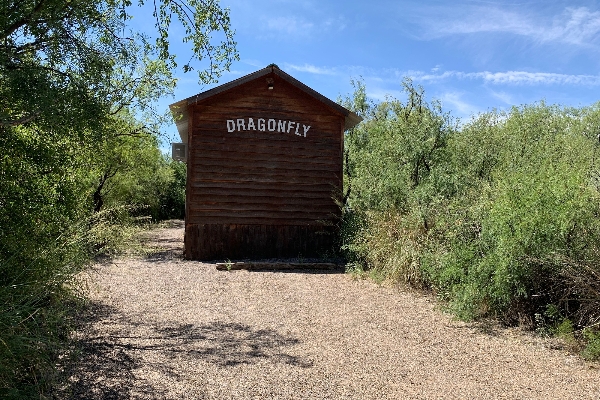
[55,302,161,399]
[144,248,183,262]
[58,301,311,399]
[134,219,185,263]
[143,237,184,263]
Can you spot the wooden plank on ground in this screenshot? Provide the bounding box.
[215,261,342,271]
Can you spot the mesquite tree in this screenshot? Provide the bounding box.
[0,0,237,395]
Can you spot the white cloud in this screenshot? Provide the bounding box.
[478,71,600,85]
[545,7,600,45]
[264,16,314,36]
[428,7,534,37]
[284,63,338,75]
[241,59,265,68]
[323,16,347,32]
[409,70,600,86]
[407,70,458,83]
[419,6,600,47]
[439,92,479,116]
[490,90,513,105]
[257,13,346,38]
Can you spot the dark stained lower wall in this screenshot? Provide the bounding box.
[185,224,337,260]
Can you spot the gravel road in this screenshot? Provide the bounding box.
[64,221,599,399]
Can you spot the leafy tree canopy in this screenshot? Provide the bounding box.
[0,0,238,131]
[0,2,236,392]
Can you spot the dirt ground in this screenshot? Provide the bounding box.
[60,221,599,399]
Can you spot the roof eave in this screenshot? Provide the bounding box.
[169,99,189,143]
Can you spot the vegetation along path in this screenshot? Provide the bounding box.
[64,221,599,399]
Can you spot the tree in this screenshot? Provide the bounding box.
[342,78,452,213]
[0,0,238,130]
[0,0,237,394]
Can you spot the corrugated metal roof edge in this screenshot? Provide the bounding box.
[169,65,363,134]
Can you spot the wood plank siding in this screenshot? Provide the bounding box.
[172,65,361,260]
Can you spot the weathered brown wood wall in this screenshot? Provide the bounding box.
[182,68,350,260]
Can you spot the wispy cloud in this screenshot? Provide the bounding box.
[284,63,338,75]
[323,16,347,32]
[439,92,480,116]
[240,59,265,68]
[272,62,600,89]
[551,7,600,45]
[264,16,315,36]
[490,90,513,105]
[258,14,346,38]
[419,6,600,47]
[409,70,600,86]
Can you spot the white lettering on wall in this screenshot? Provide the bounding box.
[287,121,295,134]
[226,117,314,138]
[303,124,311,137]
[277,120,286,133]
[236,119,246,131]
[227,120,236,132]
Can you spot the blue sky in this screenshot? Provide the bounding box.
[135,0,600,142]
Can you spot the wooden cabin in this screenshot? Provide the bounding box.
[170,64,362,260]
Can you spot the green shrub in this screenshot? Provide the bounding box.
[443,105,600,322]
[0,118,173,395]
[341,210,428,287]
[582,328,600,361]
[0,126,92,394]
[340,79,453,287]
[341,82,600,334]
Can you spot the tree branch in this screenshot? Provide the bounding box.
[0,112,42,128]
[2,0,49,39]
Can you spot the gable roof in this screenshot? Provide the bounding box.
[169,64,362,143]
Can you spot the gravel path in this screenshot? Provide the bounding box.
[65,221,599,399]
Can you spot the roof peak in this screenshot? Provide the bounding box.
[169,65,362,139]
